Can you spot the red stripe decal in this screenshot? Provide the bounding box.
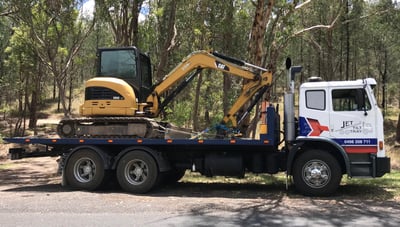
[344,146,377,154]
[308,119,329,136]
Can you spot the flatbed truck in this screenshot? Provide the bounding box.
[2,48,391,196]
[4,75,391,196]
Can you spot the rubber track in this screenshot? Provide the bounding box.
[57,117,165,138]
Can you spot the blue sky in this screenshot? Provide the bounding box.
[80,0,149,21]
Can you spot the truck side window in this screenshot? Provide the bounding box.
[306,90,326,110]
[332,89,371,111]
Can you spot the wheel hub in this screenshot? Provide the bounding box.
[310,168,322,178]
[303,160,330,188]
[132,167,143,176]
[83,165,93,175]
[125,160,148,185]
[74,158,96,183]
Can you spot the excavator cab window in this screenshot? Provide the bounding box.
[97,47,153,102]
[98,48,137,80]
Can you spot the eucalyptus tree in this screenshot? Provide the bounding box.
[5,0,94,120]
[96,0,144,46]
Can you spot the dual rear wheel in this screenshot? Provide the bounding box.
[116,151,159,193]
[65,149,161,193]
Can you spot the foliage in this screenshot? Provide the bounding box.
[0,0,399,136]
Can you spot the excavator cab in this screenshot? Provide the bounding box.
[96,47,152,102]
[79,47,153,117]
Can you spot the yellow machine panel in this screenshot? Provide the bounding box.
[80,77,138,116]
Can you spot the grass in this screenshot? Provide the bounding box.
[0,163,13,170]
[182,171,287,186]
[341,170,400,200]
[182,170,400,200]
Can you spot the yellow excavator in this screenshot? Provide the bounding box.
[57,46,272,138]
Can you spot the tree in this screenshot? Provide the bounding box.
[96,0,144,46]
[7,0,94,119]
[153,0,178,81]
[1,0,399,139]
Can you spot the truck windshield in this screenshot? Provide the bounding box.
[99,49,137,80]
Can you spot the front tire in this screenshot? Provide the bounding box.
[292,150,342,196]
[65,149,105,190]
[116,150,159,194]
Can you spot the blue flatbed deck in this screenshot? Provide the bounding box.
[3,136,273,146]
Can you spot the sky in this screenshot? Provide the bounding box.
[79,0,148,22]
[79,0,399,20]
[80,0,95,19]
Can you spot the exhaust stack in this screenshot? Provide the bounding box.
[284,58,302,146]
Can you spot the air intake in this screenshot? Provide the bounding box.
[85,86,124,100]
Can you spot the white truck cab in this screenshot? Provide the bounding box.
[284,63,390,195]
[299,78,385,158]
[294,78,389,178]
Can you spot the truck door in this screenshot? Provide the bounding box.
[329,87,377,153]
[298,88,330,137]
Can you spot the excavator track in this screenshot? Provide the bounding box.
[57,117,166,138]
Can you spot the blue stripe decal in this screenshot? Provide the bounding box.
[333,138,377,146]
[299,117,311,136]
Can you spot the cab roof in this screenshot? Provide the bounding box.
[300,78,377,89]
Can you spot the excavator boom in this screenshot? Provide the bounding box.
[144,50,273,127]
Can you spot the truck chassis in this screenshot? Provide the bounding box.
[4,106,390,196]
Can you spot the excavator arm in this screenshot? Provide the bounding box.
[143,50,273,128]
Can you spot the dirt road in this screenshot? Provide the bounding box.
[1,155,400,227]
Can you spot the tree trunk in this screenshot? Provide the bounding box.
[28,60,42,130]
[248,0,274,65]
[28,89,38,130]
[222,0,234,115]
[68,72,73,113]
[243,0,275,136]
[345,0,350,81]
[98,0,143,46]
[192,74,203,131]
[155,0,177,81]
[396,113,400,143]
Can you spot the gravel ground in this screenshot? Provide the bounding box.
[1,147,400,227]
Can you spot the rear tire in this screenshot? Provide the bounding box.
[292,149,342,196]
[65,149,105,190]
[116,150,159,194]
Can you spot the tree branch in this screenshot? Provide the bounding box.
[342,9,390,24]
[295,0,312,10]
[292,8,341,37]
[0,10,17,17]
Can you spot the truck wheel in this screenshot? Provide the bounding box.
[292,150,341,196]
[65,149,105,190]
[116,150,158,194]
